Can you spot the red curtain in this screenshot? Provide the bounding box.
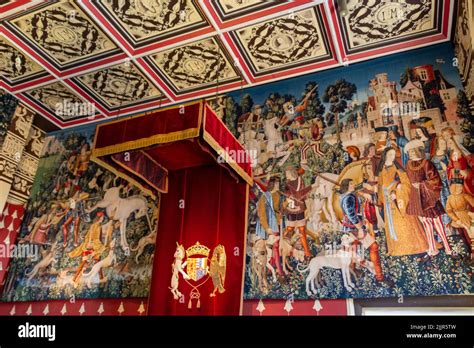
[148,164,248,315]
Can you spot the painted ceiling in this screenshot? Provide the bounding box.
[0,0,454,128]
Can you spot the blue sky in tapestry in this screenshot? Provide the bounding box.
[227,43,463,109]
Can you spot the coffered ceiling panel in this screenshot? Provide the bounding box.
[0,35,47,85]
[4,1,121,71]
[0,0,454,128]
[144,36,240,95]
[228,6,332,77]
[22,81,90,122]
[91,0,209,48]
[337,0,441,54]
[73,61,164,111]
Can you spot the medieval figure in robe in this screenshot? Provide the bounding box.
[299,117,326,164]
[362,143,381,177]
[445,178,474,260]
[60,190,90,247]
[404,140,458,260]
[359,161,380,235]
[442,127,474,196]
[73,142,91,177]
[376,147,429,256]
[409,118,437,160]
[374,127,389,156]
[20,204,57,244]
[431,137,451,208]
[256,177,283,277]
[431,137,452,228]
[387,125,409,167]
[282,166,317,258]
[279,88,314,141]
[68,212,110,283]
[339,178,385,282]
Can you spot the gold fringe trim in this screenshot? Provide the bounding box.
[92,128,200,158]
[90,157,157,200]
[92,100,203,158]
[203,131,253,186]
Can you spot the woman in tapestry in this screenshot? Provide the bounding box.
[376,148,429,256]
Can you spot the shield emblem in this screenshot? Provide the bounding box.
[186,256,208,281]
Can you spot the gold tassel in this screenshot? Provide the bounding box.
[197,299,200,309]
[188,298,192,309]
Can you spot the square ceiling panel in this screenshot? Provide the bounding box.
[22,81,90,122]
[337,0,442,54]
[0,35,47,86]
[4,1,121,71]
[73,61,163,112]
[144,36,241,95]
[90,0,209,50]
[228,6,333,77]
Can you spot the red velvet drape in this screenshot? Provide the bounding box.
[148,164,248,315]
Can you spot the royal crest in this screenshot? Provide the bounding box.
[170,241,226,308]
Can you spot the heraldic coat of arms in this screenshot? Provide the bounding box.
[170,241,226,308]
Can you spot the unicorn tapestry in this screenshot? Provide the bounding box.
[2,124,159,301]
[218,43,474,299]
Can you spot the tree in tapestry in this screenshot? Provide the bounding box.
[2,125,159,301]
[222,43,474,299]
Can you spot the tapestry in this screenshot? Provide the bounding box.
[2,124,159,301]
[221,43,474,299]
